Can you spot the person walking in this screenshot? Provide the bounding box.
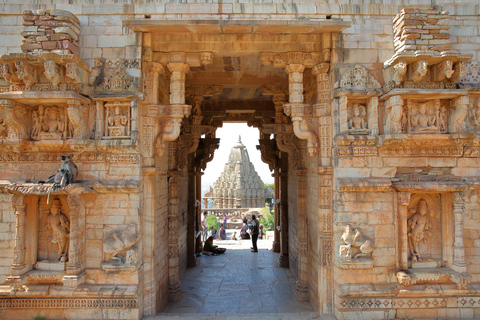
[201,212,208,242]
[250,214,259,252]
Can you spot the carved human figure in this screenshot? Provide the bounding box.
[39,107,65,140]
[107,105,128,136]
[44,60,62,87]
[31,110,41,139]
[46,199,70,261]
[339,225,374,260]
[0,114,7,138]
[439,105,448,133]
[407,199,434,262]
[411,104,437,133]
[348,104,369,134]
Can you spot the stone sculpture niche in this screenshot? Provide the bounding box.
[102,223,140,270]
[31,106,69,140]
[406,195,441,267]
[347,103,369,135]
[406,99,442,134]
[338,225,374,269]
[36,197,70,271]
[104,101,130,138]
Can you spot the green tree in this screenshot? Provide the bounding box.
[259,205,275,231]
[206,215,219,233]
[264,183,274,190]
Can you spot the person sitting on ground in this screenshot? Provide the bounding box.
[203,236,226,254]
[219,224,226,240]
[230,231,237,240]
[208,226,216,238]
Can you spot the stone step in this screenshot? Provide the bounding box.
[145,312,328,320]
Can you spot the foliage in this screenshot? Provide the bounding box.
[33,317,46,320]
[259,205,275,231]
[206,215,219,233]
[264,183,274,191]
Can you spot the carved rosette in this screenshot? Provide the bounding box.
[67,99,89,139]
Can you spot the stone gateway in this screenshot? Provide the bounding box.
[0,2,479,320]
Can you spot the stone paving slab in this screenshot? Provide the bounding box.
[147,231,322,320]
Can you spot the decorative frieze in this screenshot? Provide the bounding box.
[0,298,138,309]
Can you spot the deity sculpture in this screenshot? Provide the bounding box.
[439,105,449,133]
[39,107,65,140]
[107,105,128,137]
[103,223,139,264]
[410,103,438,133]
[348,104,369,135]
[0,114,7,138]
[46,199,70,262]
[407,199,435,262]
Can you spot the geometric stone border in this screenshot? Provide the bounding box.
[338,298,450,309]
[0,299,138,308]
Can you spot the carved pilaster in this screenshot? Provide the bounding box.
[367,96,379,135]
[168,62,190,105]
[168,169,181,302]
[397,192,411,270]
[11,195,26,276]
[338,95,348,135]
[62,194,85,287]
[1,100,28,140]
[143,62,165,105]
[67,99,89,139]
[296,171,308,301]
[272,173,280,253]
[452,192,467,273]
[95,101,104,139]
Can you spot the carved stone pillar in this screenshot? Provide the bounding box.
[338,95,348,135]
[168,62,189,105]
[278,155,289,268]
[144,62,165,105]
[272,172,280,253]
[273,93,287,124]
[11,195,26,276]
[187,170,197,268]
[67,98,89,139]
[62,194,85,287]
[195,172,204,256]
[285,63,305,104]
[168,169,181,302]
[296,170,309,301]
[367,96,379,135]
[95,100,104,139]
[397,192,411,270]
[452,192,467,273]
[130,100,138,140]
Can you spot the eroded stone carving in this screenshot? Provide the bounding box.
[44,60,63,88]
[46,198,70,262]
[410,60,428,83]
[393,60,407,85]
[335,64,381,91]
[339,225,374,260]
[408,199,435,262]
[103,223,139,265]
[106,103,129,137]
[347,104,368,135]
[37,106,65,140]
[15,60,37,89]
[448,96,469,133]
[385,95,404,134]
[102,67,134,92]
[409,100,439,134]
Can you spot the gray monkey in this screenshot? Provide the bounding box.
[45,155,78,186]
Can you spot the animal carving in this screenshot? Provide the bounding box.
[339,225,374,259]
[104,223,139,264]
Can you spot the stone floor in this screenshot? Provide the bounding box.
[146,230,323,320]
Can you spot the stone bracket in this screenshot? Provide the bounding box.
[147,104,191,157]
[283,103,319,157]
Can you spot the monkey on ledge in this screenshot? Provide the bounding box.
[44,155,78,186]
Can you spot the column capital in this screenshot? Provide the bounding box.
[167,62,190,74]
[397,192,411,205]
[312,63,330,76]
[285,63,305,74]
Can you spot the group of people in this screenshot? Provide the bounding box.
[201,212,263,254]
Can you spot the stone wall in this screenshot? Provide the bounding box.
[0,194,14,285]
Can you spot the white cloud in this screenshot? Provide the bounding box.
[202,123,274,190]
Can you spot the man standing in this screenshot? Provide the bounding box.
[250,214,259,252]
[201,212,208,242]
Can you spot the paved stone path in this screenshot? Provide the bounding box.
[147,231,324,320]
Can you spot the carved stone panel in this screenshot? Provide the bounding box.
[104,101,131,139]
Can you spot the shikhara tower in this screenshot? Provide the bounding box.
[211,136,265,208]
